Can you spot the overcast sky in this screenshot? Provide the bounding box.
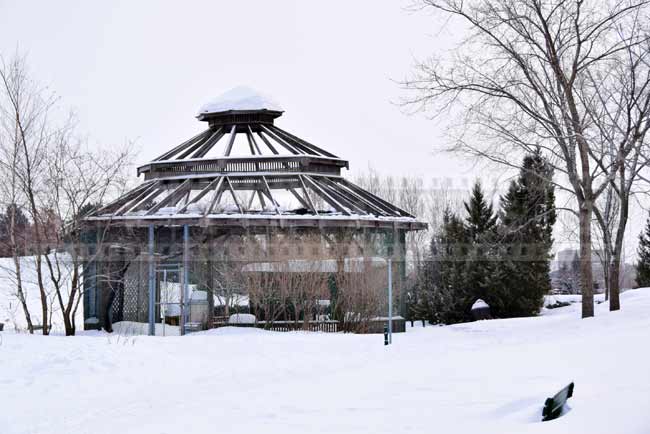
[2,0,646,256]
[0,0,476,185]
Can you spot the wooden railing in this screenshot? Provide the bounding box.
[212,318,406,334]
[212,320,339,333]
[138,156,348,180]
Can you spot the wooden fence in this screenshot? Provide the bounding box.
[212,318,405,334]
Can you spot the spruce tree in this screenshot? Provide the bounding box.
[494,152,556,316]
[464,181,497,241]
[636,213,650,287]
[416,208,472,324]
[463,181,497,308]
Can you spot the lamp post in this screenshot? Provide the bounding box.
[387,258,393,345]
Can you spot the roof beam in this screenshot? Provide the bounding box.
[154,129,210,161]
[205,177,226,216]
[176,131,215,160]
[247,125,263,154]
[92,182,152,216]
[317,177,368,215]
[225,177,243,213]
[246,190,257,210]
[191,127,225,159]
[223,125,237,156]
[330,179,388,216]
[265,125,318,156]
[145,180,191,215]
[289,188,310,210]
[302,175,351,215]
[257,189,267,209]
[122,183,165,215]
[245,130,256,155]
[259,125,300,155]
[261,176,280,214]
[177,177,222,214]
[339,178,413,217]
[257,131,279,155]
[299,175,318,215]
[272,125,339,159]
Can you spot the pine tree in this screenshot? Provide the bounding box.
[0,204,29,257]
[636,213,650,287]
[493,152,556,317]
[416,208,472,324]
[464,181,497,241]
[463,181,497,307]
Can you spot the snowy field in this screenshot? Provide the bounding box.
[0,255,83,333]
[1,290,649,434]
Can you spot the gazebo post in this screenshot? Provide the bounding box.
[181,224,190,335]
[148,224,155,336]
[397,229,407,317]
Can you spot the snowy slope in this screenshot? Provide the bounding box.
[1,289,649,434]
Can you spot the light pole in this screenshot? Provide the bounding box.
[388,258,393,345]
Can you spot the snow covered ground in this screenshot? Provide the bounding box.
[1,289,649,434]
[0,255,83,333]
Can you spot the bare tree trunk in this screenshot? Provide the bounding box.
[579,202,594,318]
[26,199,48,335]
[8,203,33,333]
[609,198,629,312]
[10,245,33,333]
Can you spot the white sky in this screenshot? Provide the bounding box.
[0,0,474,184]
[1,0,646,258]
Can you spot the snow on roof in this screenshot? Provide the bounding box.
[198,86,283,116]
[471,299,490,310]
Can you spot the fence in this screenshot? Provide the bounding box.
[212,317,405,334]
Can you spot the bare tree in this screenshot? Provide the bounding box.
[586,10,650,310]
[0,52,55,333]
[200,234,254,319]
[337,257,388,333]
[0,122,33,332]
[283,235,330,329]
[40,127,132,335]
[404,0,650,317]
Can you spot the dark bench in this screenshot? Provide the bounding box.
[542,382,574,421]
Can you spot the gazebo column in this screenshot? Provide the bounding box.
[181,224,190,335]
[397,229,407,317]
[207,239,215,329]
[148,224,155,336]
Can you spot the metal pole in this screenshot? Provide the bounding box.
[181,224,190,335]
[148,224,155,336]
[162,269,167,337]
[388,258,393,345]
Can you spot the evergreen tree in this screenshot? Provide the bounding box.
[0,204,29,257]
[463,181,497,307]
[493,152,556,317]
[75,202,102,222]
[416,209,472,324]
[636,212,650,287]
[416,158,556,323]
[464,181,497,241]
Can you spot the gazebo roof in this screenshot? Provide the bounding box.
[85,91,426,231]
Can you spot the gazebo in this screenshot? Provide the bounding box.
[82,87,426,334]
